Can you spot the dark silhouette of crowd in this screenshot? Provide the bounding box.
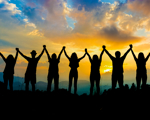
[0,44,150,95]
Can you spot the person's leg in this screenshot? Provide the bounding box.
[118,74,123,89]
[90,75,94,95]
[31,74,36,92]
[96,76,100,95]
[26,82,29,91]
[47,74,53,92]
[136,73,141,90]
[25,74,29,91]
[32,83,35,92]
[142,73,147,89]
[112,74,117,90]
[3,74,8,91]
[9,75,14,91]
[54,74,59,91]
[74,70,78,94]
[68,70,73,93]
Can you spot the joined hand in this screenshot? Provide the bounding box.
[102,45,106,49]
[43,45,46,48]
[85,48,87,53]
[129,44,133,49]
[16,48,19,51]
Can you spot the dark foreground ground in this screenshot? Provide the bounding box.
[0,86,150,119]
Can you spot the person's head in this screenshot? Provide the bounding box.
[30,50,37,58]
[71,52,78,60]
[93,55,98,61]
[52,53,57,59]
[7,54,14,62]
[115,51,121,58]
[138,52,144,60]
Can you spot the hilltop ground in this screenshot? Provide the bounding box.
[0,85,150,119]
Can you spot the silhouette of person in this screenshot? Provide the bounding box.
[44,46,65,92]
[0,48,18,91]
[64,47,86,94]
[85,47,104,95]
[16,46,45,92]
[131,45,150,89]
[103,45,132,90]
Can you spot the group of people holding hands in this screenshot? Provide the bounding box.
[0,44,150,95]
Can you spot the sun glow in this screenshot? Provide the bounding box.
[104,69,112,73]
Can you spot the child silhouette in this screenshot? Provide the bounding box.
[85,47,104,95]
[0,48,18,91]
[103,45,132,90]
[131,45,150,89]
[44,46,65,92]
[64,47,86,94]
[16,46,45,91]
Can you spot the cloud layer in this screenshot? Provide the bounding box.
[1,0,150,82]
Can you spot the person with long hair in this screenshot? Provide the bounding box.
[85,46,104,95]
[16,46,45,92]
[44,46,65,92]
[131,45,150,89]
[0,48,18,91]
[64,47,86,94]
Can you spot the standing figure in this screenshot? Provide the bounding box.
[131,45,150,89]
[16,46,45,92]
[44,46,65,92]
[64,47,86,94]
[85,46,104,95]
[103,45,132,90]
[0,48,18,91]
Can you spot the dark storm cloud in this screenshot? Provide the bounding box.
[99,25,142,41]
[97,25,144,48]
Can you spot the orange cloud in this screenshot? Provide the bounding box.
[127,0,150,16]
[132,43,150,52]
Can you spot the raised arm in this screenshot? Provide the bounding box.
[145,53,150,62]
[78,49,86,61]
[17,48,30,61]
[122,45,132,60]
[131,49,137,61]
[85,49,92,63]
[36,45,45,60]
[0,52,6,62]
[44,46,51,61]
[64,47,70,60]
[99,49,104,63]
[103,46,114,60]
[14,48,19,64]
[58,46,65,61]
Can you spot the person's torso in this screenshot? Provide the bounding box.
[136,59,146,73]
[69,59,79,68]
[26,58,38,74]
[112,58,124,74]
[3,60,15,75]
[91,60,100,74]
[49,59,59,73]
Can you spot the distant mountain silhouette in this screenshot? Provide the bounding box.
[0,72,111,95]
[0,72,137,95]
[34,80,92,95]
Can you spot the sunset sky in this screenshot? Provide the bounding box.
[0,0,150,87]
